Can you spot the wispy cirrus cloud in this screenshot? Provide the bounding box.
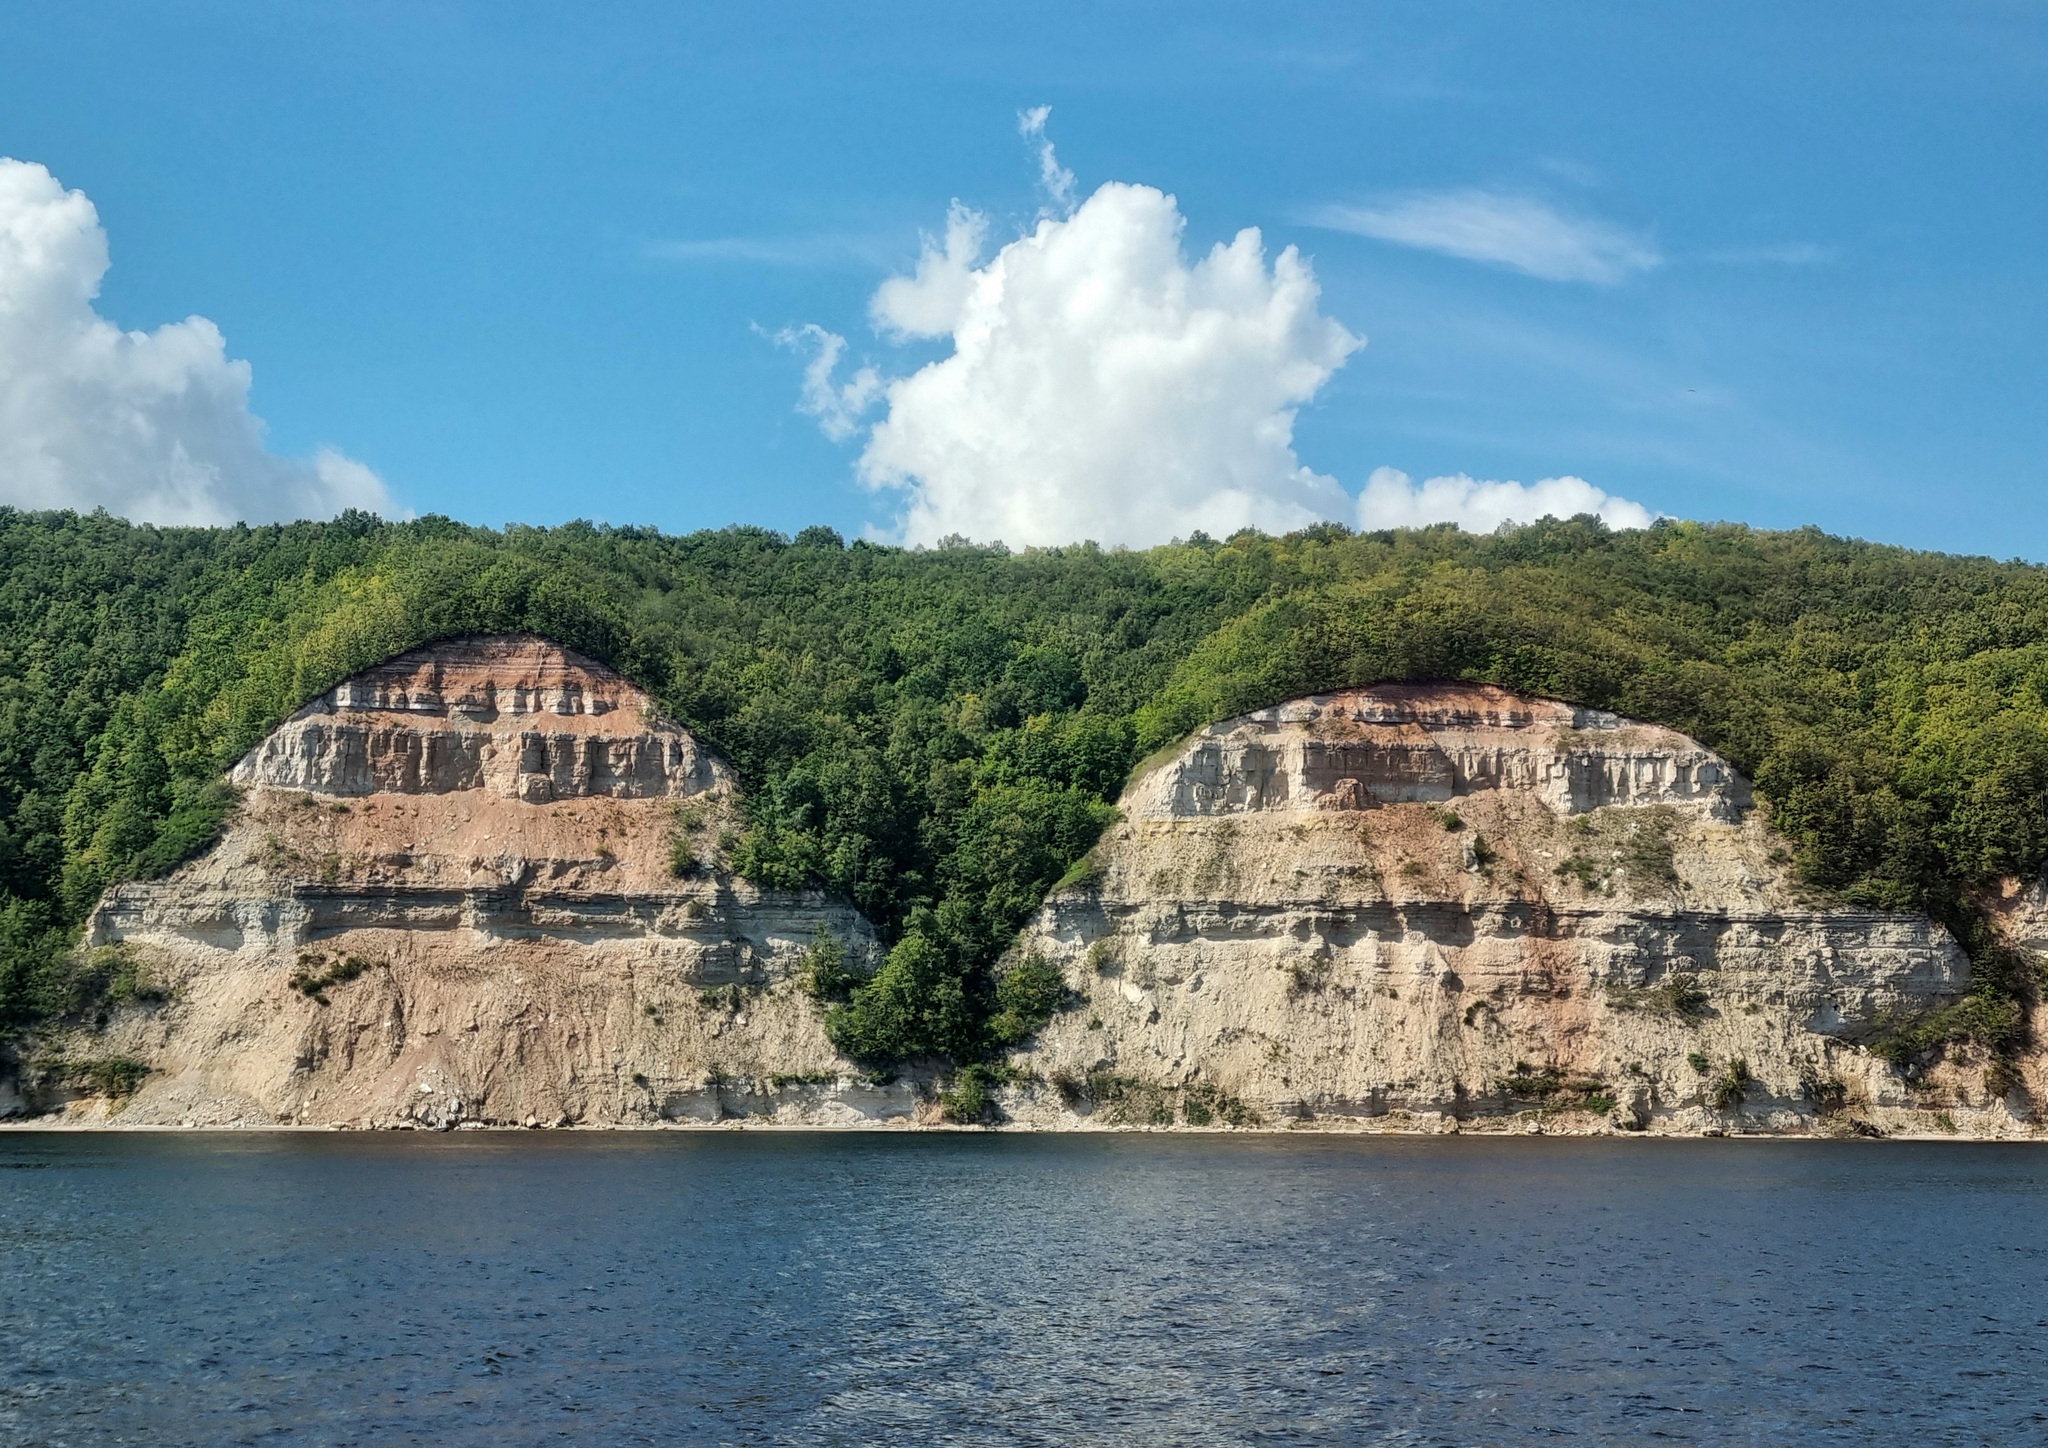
[641,232,896,270]
[763,323,882,442]
[1309,188,1660,284]
[1018,104,1077,215]
[1701,241,1839,267]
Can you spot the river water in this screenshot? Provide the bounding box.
[2,1131,2043,1446]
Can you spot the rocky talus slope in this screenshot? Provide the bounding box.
[1002,684,2044,1137]
[30,637,911,1127]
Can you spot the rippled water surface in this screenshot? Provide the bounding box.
[3,1132,2045,1445]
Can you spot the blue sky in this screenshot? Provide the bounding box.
[1,3,2044,554]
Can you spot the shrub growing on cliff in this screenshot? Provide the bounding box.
[938,1063,994,1124]
[1798,1064,1849,1113]
[287,953,373,1004]
[29,1054,151,1101]
[987,954,1066,1046]
[667,803,707,878]
[1608,972,1711,1024]
[1181,1080,1259,1127]
[824,932,978,1065]
[1711,1058,1755,1111]
[796,927,859,1003]
[1554,854,1608,893]
[1865,993,2026,1073]
[1497,1062,1611,1113]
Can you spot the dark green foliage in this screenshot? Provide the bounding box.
[1614,811,1681,892]
[86,945,166,1008]
[667,803,706,878]
[795,927,859,1003]
[27,1053,152,1101]
[1608,972,1712,1024]
[1864,994,2026,1070]
[824,932,978,1064]
[286,953,373,1004]
[697,982,756,1014]
[1064,1072,1258,1126]
[1497,1062,1612,1113]
[1554,854,1607,892]
[1710,1058,1755,1111]
[1180,1080,1260,1127]
[1855,915,2034,1079]
[1051,854,1105,892]
[987,953,1067,1047]
[1081,1072,1176,1126]
[1799,1065,1849,1113]
[4,508,2048,1070]
[938,1063,994,1123]
[2,942,168,1036]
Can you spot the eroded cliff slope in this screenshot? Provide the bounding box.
[1003,684,2041,1136]
[27,664,2044,1137]
[40,637,907,1126]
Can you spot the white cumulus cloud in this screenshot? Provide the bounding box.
[868,203,988,340]
[780,126,1664,547]
[1314,189,1660,284]
[851,180,1362,548]
[1357,466,1653,533]
[0,158,390,525]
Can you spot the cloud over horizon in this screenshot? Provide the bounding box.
[782,124,1656,547]
[802,179,1360,548]
[1313,189,1661,284]
[864,181,1361,548]
[1357,466,1653,533]
[0,158,390,526]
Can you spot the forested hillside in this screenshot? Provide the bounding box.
[5,507,2047,1068]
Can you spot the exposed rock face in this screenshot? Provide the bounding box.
[1159,689,1745,820]
[52,637,913,1128]
[231,636,724,803]
[1004,684,2037,1137]
[31,667,2044,1137]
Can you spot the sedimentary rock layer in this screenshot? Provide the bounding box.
[50,637,908,1128]
[1004,684,2039,1136]
[231,634,726,802]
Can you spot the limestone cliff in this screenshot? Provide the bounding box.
[25,663,2045,1137]
[999,684,2042,1137]
[37,637,913,1127]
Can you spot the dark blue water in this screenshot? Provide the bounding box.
[2,1133,2044,1446]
